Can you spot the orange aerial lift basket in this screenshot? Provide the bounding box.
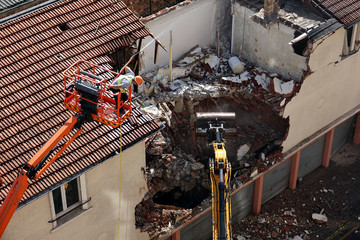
[64,60,132,127]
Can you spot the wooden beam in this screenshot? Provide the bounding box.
[172,230,180,240]
[322,128,335,168]
[289,151,300,190]
[353,114,360,145]
[253,174,264,214]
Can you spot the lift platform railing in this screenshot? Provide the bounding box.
[63,60,132,127]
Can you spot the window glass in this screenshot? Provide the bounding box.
[52,187,63,214]
[65,178,79,208]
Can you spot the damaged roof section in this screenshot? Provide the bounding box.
[0,0,161,206]
[307,0,360,27]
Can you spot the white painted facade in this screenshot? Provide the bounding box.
[140,0,218,73]
[282,27,360,151]
[2,142,148,240]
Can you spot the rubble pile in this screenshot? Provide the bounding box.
[136,133,210,236]
[136,44,299,115]
[233,207,313,240]
[233,145,360,240]
[135,42,298,237]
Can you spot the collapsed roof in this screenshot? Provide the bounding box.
[305,0,360,27]
[0,0,161,205]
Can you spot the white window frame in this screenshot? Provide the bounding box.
[49,174,89,229]
[343,23,360,56]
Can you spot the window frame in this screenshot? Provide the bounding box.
[49,174,90,229]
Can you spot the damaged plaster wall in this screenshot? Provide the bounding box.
[231,3,307,81]
[282,27,360,151]
[2,142,149,240]
[140,0,217,73]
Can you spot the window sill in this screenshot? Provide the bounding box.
[50,206,92,233]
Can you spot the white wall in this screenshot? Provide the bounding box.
[140,0,217,73]
[231,4,307,81]
[282,27,360,151]
[2,141,149,240]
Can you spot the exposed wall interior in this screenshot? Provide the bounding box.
[231,3,309,81]
[140,0,217,73]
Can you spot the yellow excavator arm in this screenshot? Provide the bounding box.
[210,140,232,240]
[196,112,235,240]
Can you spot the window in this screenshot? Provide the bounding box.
[343,23,360,57]
[49,175,90,228]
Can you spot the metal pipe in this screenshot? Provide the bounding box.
[288,32,308,46]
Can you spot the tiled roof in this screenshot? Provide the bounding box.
[0,0,160,205]
[314,0,360,26]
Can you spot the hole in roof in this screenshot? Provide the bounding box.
[59,23,70,32]
[292,31,308,56]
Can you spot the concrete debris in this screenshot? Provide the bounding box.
[312,213,328,224]
[191,162,205,171]
[137,44,298,124]
[280,98,286,107]
[272,77,282,95]
[141,105,163,118]
[250,167,258,178]
[235,236,246,240]
[292,236,303,240]
[270,78,295,97]
[260,152,266,161]
[281,80,295,96]
[255,74,270,91]
[210,55,220,69]
[156,67,188,81]
[228,56,245,74]
[320,188,334,194]
[237,144,250,161]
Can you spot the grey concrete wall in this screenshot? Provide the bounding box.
[331,116,355,155]
[231,182,254,223]
[231,4,307,81]
[298,135,326,178]
[262,158,291,204]
[180,211,212,240]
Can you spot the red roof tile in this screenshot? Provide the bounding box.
[316,0,360,26]
[0,0,161,205]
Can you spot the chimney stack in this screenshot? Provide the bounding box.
[264,0,279,22]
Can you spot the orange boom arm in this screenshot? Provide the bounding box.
[0,116,80,237]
